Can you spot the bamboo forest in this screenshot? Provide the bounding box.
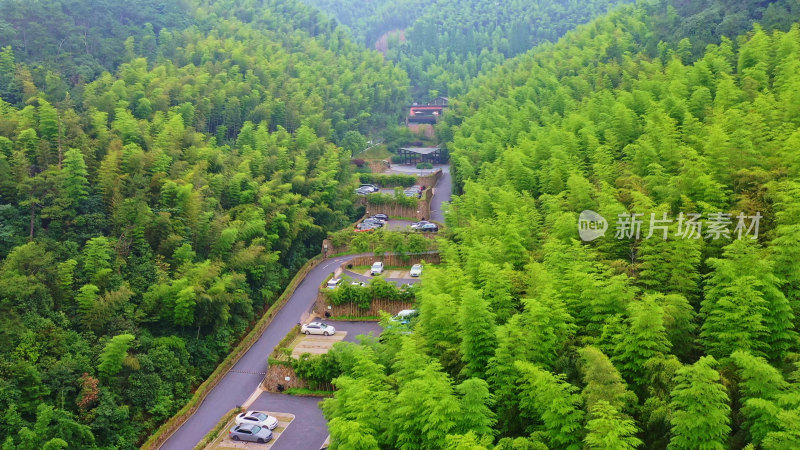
[2,0,800,449]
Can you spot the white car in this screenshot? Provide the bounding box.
[326,278,342,289]
[351,281,366,287]
[235,411,279,430]
[301,322,336,336]
[371,262,384,276]
[410,264,423,277]
[392,309,418,324]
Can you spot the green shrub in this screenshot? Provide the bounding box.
[359,173,416,187]
[329,229,354,249]
[327,229,436,255]
[292,352,341,387]
[325,276,415,306]
[328,282,372,308]
[355,165,372,173]
[366,192,418,208]
[416,162,434,169]
[391,154,405,164]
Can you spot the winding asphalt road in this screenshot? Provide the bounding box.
[430,165,451,223]
[160,165,451,450]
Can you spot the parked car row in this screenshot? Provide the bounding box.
[229,411,279,443]
[355,214,388,232]
[403,185,423,198]
[410,220,438,232]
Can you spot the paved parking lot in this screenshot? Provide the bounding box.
[310,320,382,342]
[385,164,447,176]
[357,268,412,278]
[244,395,326,450]
[384,219,415,231]
[342,269,420,286]
[210,412,294,449]
[290,333,347,358]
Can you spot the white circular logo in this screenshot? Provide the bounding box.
[578,210,608,242]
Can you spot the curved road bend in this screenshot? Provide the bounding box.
[160,165,452,450]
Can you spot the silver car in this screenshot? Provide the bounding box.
[229,424,273,443]
[410,264,423,277]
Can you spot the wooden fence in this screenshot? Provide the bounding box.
[362,188,433,219]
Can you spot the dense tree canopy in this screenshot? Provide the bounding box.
[0,0,408,447]
[4,0,800,448]
[301,0,800,99]
[319,2,800,449]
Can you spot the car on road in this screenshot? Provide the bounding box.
[351,280,366,287]
[371,261,384,275]
[236,411,279,430]
[229,424,273,443]
[410,264,423,277]
[301,322,336,336]
[417,223,439,232]
[372,213,388,221]
[326,278,342,289]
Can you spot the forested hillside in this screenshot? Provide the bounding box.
[0,0,408,447]
[318,3,800,449]
[305,0,800,99]
[304,0,632,98]
[5,0,800,448]
[0,0,193,86]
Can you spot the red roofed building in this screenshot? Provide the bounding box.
[407,105,444,125]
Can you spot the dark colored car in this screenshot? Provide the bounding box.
[410,220,431,230]
[355,223,379,232]
[372,214,388,221]
[362,218,384,227]
[418,223,438,232]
